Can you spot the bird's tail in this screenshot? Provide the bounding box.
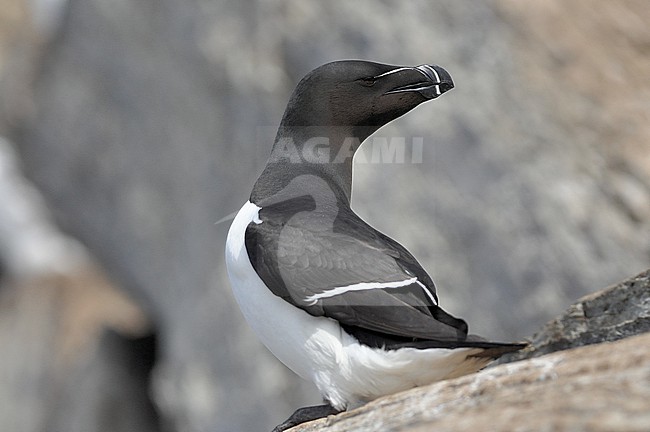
[460,334,528,358]
[465,341,528,358]
[388,337,528,357]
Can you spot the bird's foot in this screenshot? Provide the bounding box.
[272,403,340,432]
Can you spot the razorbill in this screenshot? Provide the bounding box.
[225,60,525,431]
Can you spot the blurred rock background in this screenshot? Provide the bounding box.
[0,1,648,431]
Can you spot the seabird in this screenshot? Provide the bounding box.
[225,60,525,432]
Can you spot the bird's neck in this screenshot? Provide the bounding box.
[251,126,367,205]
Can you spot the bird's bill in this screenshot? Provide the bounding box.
[383,64,454,99]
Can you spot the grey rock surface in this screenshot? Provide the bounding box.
[1,126,155,432]
[498,269,650,364]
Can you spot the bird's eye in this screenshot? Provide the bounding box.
[358,77,376,87]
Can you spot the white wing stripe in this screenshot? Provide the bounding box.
[415,280,438,305]
[304,277,437,306]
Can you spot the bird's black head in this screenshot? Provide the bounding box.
[257,60,454,204]
[278,60,454,140]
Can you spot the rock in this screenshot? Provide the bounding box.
[0,269,157,432]
[290,331,650,432]
[498,269,650,363]
[0,138,155,432]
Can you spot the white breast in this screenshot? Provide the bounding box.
[225,201,492,410]
[225,201,341,382]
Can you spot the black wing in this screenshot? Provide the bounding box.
[245,202,471,345]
